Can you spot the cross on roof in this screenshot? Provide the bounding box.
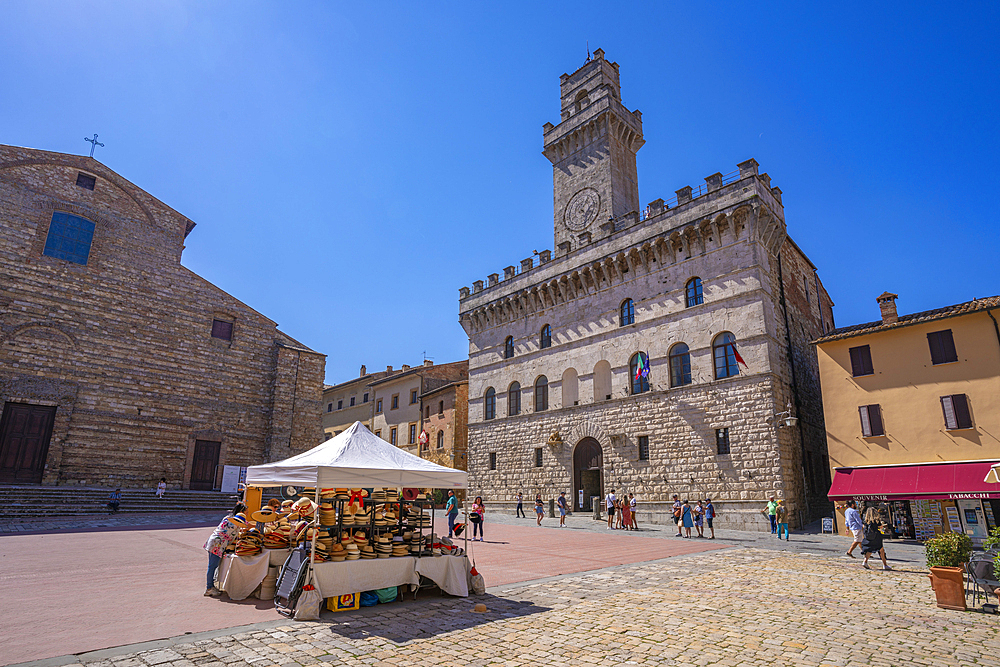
[84,134,104,158]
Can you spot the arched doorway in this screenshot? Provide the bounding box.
[573,437,603,511]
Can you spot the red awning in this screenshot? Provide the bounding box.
[828,460,1000,501]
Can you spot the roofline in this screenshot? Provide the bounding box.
[323,371,391,393]
[367,360,468,387]
[812,296,1000,345]
[420,379,468,398]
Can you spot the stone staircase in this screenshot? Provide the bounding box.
[0,485,239,519]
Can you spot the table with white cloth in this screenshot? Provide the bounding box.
[219,549,290,600]
[311,555,469,599]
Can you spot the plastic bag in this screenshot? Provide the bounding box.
[293,586,322,621]
[470,564,486,595]
[375,586,398,604]
[360,591,380,607]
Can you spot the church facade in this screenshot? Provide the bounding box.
[458,51,835,528]
[0,145,325,489]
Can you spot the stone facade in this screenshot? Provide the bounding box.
[0,145,325,488]
[419,380,469,473]
[458,53,835,529]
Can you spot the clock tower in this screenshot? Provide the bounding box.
[543,49,644,255]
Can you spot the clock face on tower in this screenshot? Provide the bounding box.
[564,188,601,232]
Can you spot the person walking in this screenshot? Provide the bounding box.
[775,500,790,540]
[606,489,617,529]
[693,500,704,537]
[203,502,247,597]
[515,492,525,518]
[156,478,167,499]
[534,496,545,526]
[629,493,638,530]
[704,498,716,539]
[557,492,568,527]
[860,507,891,570]
[844,500,864,558]
[445,490,459,538]
[763,496,778,534]
[672,494,683,536]
[470,496,485,541]
[681,500,694,537]
[621,493,632,530]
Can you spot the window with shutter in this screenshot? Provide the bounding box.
[859,405,884,437]
[211,319,233,341]
[849,345,874,377]
[927,330,958,365]
[941,394,972,429]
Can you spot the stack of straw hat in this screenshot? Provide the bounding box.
[235,529,263,556]
[391,537,409,557]
[345,543,360,560]
[318,500,338,526]
[375,535,393,558]
[328,543,347,562]
[360,544,376,559]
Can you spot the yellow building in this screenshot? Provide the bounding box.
[815,292,1000,543]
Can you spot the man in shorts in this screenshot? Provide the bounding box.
[844,500,864,558]
[606,489,616,529]
[557,492,568,527]
[672,494,682,536]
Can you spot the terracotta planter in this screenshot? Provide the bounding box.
[928,566,966,611]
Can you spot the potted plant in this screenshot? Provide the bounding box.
[925,532,973,610]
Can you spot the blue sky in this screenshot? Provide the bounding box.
[3,2,997,383]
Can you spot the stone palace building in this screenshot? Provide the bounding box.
[458,50,835,528]
[0,145,325,490]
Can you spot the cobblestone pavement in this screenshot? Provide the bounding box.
[20,547,998,667]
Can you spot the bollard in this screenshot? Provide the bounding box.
[548,498,555,518]
[592,496,602,521]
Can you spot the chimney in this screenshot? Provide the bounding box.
[423,359,433,367]
[401,364,410,371]
[876,292,899,324]
[360,364,366,377]
[387,365,393,372]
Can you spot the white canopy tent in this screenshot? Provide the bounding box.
[245,421,468,489]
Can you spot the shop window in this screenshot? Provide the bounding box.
[390,428,397,445]
[504,336,514,359]
[620,298,635,326]
[849,345,874,377]
[928,330,958,365]
[669,343,691,387]
[629,352,650,394]
[859,404,885,437]
[484,387,496,420]
[716,428,731,455]
[540,324,552,349]
[437,431,444,449]
[712,332,739,379]
[211,319,233,342]
[410,389,418,404]
[685,278,703,307]
[941,394,973,430]
[534,376,548,412]
[508,381,521,416]
[43,211,95,265]
[534,447,543,467]
[489,452,497,470]
[638,435,649,461]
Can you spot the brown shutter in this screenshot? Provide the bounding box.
[941,396,958,430]
[869,405,884,436]
[942,330,957,362]
[952,394,972,429]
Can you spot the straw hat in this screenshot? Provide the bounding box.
[251,507,281,523]
[229,513,250,528]
[292,498,316,516]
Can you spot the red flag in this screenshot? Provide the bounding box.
[732,344,748,369]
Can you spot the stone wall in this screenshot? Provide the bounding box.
[0,146,325,488]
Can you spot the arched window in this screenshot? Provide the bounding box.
[685,277,703,307]
[574,89,590,113]
[540,324,552,349]
[437,431,444,449]
[534,376,548,412]
[504,336,514,359]
[508,381,521,416]
[594,360,612,402]
[629,352,650,395]
[713,332,739,379]
[620,298,635,326]
[562,368,579,407]
[484,387,496,420]
[669,343,692,387]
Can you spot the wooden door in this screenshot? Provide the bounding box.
[190,440,220,490]
[573,438,603,511]
[0,403,57,484]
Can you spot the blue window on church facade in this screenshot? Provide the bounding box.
[43,212,95,265]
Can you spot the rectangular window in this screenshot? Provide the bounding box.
[941,394,973,430]
[350,396,355,407]
[375,430,381,438]
[638,435,649,461]
[391,394,399,410]
[425,406,430,419]
[211,319,233,342]
[849,345,874,377]
[376,399,383,414]
[489,452,497,470]
[927,330,958,365]
[363,393,369,403]
[409,423,416,444]
[76,172,96,190]
[327,403,332,412]
[390,427,397,445]
[337,400,343,410]
[43,212,95,266]
[534,447,543,467]
[715,428,730,455]
[438,400,444,415]
[410,389,418,404]
[859,404,885,437]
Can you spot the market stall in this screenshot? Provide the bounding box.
[223,421,470,607]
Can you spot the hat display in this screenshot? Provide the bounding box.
[292,497,316,517]
[251,507,281,523]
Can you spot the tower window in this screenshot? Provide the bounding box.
[540,324,552,349]
[504,336,514,359]
[620,299,635,326]
[484,387,496,421]
[669,343,692,387]
[629,352,650,394]
[638,435,649,461]
[712,332,739,379]
[716,428,731,455]
[534,447,543,467]
[685,278,703,307]
[489,452,497,470]
[508,382,521,416]
[534,376,548,412]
